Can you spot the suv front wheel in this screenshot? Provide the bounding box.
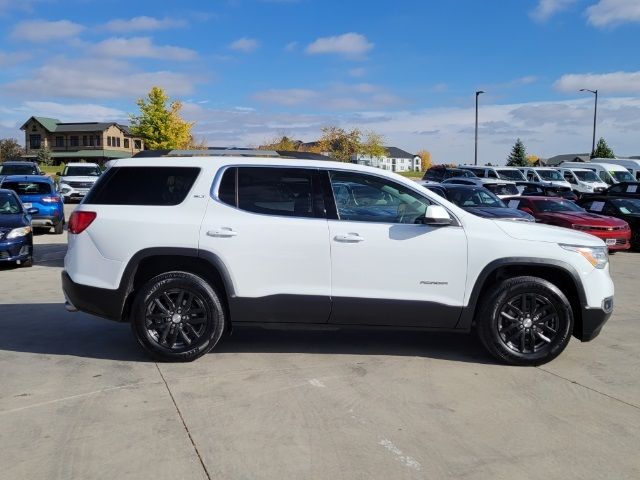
[476,276,573,366]
[131,271,225,362]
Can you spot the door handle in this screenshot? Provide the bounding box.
[334,233,364,243]
[207,227,237,238]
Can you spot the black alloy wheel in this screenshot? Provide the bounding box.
[131,271,225,362]
[477,276,573,366]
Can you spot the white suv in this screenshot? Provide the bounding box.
[62,154,614,365]
[57,162,102,201]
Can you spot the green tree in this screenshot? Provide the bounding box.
[506,138,528,166]
[361,131,386,159]
[0,138,24,161]
[36,146,53,166]
[318,126,362,162]
[129,86,193,150]
[259,135,301,151]
[593,137,614,158]
[416,149,432,171]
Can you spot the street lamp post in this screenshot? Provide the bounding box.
[474,90,484,165]
[580,88,598,157]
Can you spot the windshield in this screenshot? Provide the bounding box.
[447,187,505,208]
[63,166,101,177]
[2,181,53,195]
[574,170,600,182]
[0,193,21,214]
[537,170,563,181]
[485,183,519,196]
[611,198,640,214]
[613,170,635,183]
[0,164,38,175]
[534,199,584,213]
[497,169,526,181]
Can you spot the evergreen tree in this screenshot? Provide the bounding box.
[593,137,614,158]
[36,146,53,166]
[506,138,528,166]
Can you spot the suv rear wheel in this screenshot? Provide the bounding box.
[476,276,573,366]
[131,271,225,362]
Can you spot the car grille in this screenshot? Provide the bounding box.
[593,187,606,193]
[68,181,93,188]
[573,225,628,232]
[614,239,628,245]
[0,250,9,259]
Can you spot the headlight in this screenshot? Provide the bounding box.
[560,244,608,269]
[7,226,32,239]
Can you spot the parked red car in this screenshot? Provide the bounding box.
[504,196,631,251]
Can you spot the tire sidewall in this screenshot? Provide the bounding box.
[131,272,225,362]
[478,277,573,366]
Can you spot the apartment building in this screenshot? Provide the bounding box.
[352,146,421,172]
[20,116,144,165]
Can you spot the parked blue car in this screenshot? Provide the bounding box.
[0,175,65,234]
[0,188,36,267]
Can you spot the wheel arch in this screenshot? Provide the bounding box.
[457,258,586,337]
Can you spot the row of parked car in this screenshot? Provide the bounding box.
[0,160,102,267]
[421,164,640,251]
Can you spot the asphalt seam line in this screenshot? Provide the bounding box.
[537,366,640,411]
[155,363,212,480]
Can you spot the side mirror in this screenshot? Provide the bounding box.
[27,208,39,215]
[421,205,453,226]
[40,171,46,175]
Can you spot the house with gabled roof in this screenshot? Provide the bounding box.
[352,146,421,172]
[20,116,144,165]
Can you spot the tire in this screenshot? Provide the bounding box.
[476,276,573,366]
[131,271,225,362]
[54,220,64,235]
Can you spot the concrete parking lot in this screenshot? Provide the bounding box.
[1,204,639,479]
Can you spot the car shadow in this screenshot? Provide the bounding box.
[33,243,66,268]
[0,303,495,364]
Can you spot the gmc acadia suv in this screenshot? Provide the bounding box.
[62,154,615,365]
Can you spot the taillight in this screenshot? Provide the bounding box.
[68,211,97,234]
[42,196,61,203]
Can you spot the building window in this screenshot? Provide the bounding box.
[83,135,88,146]
[96,136,101,146]
[55,136,64,147]
[70,136,79,147]
[29,134,41,149]
[32,125,37,132]
[134,139,142,149]
[116,137,121,147]
[107,137,112,147]
[124,138,130,148]
[89,136,95,147]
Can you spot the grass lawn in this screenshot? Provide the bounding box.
[397,171,424,179]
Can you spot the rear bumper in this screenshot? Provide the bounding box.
[61,270,127,321]
[32,215,63,227]
[576,297,613,342]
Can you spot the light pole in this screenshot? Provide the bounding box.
[474,90,484,165]
[580,88,598,157]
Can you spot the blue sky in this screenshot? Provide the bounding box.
[0,0,639,163]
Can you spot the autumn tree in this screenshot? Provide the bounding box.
[506,138,528,167]
[0,138,24,161]
[416,149,432,171]
[317,127,385,162]
[259,135,301,151]
[129,86,193,150]
[593,137,614,158]
[526,154,539,166]
[361,131,386,159]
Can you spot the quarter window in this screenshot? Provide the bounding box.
[233,167,321,218]
[329,171,432,224]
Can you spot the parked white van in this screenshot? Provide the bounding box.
[459,165,526,182]
[557,168,609,194]
[591,158,640,181]
[518,167,572,189]
[559,162,635,186]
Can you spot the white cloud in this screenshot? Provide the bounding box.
[586,0,640,27]
[0,51,30,67]
[252,83,402,110]
[10,19,85,42]
[4,57,201,99]
[306,33,373,59]
[103,16,187,33]
[529,0,577,21]
[93,37,197,61]
[554,71,640,93]
[229,37,259,53]
[21,101,127,122]
[348,67,366,77]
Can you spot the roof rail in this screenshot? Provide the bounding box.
[134,148,280,158]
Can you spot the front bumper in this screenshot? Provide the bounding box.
[0,238,32,263]
[62,270,127,321]
[576,297,613,342]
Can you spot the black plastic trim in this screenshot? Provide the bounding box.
[578,306,611,342]
[456,257,589,331]
[230,294,330,323]
[62,271,124,321]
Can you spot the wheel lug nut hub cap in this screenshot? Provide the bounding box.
[171,313,182,324]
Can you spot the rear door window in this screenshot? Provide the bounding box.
[84,167,200,205]
[233,167,323,218]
